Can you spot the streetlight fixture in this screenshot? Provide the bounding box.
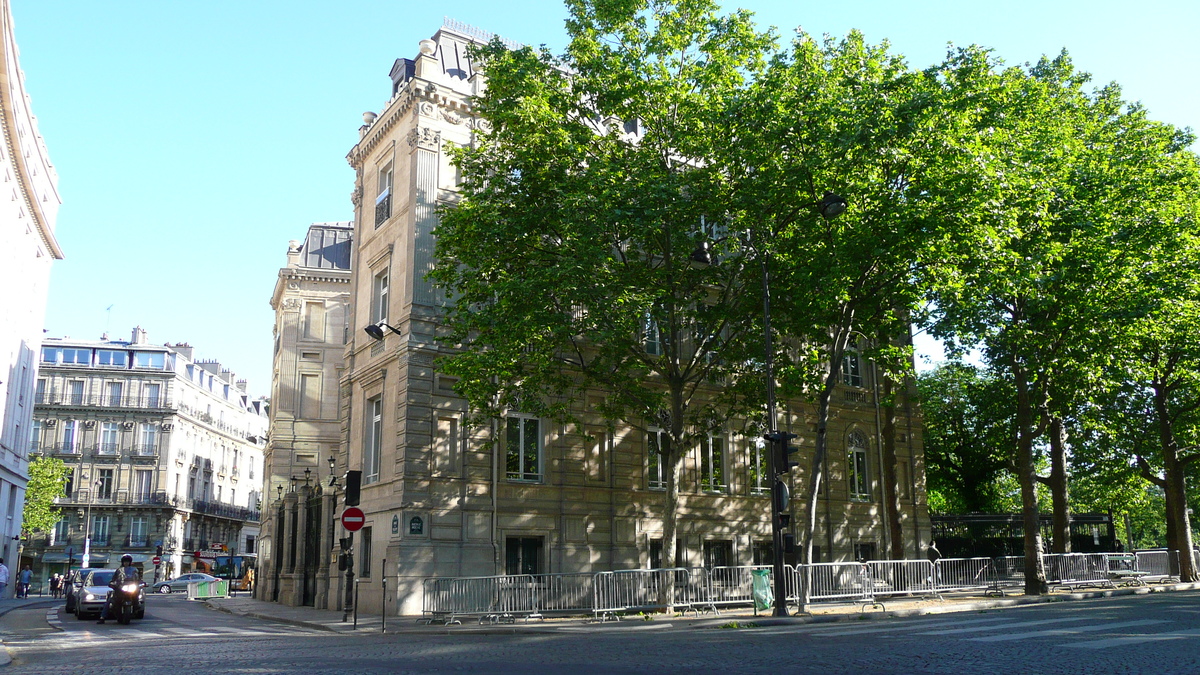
[363,322,403,340]
[692,190,847,617]
[328,455,340,487]
[304,467,312,487]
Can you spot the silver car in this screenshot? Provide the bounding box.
[154,572,218,594]
[75,569,145,620]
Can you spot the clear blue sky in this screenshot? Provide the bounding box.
[11,0,1198,393]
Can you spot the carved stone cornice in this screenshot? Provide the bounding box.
[345,78,476,168]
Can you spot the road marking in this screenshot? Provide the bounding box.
[800,616,1018,636]
[968,619,1168,642]
[916,616,1094,636]
[1064,628,1200,649]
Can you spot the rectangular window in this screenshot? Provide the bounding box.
[303,302,326,341]
[245,535,256,554]
[505,415,541,482]
[371,270,389,325]
[97,350,128,367]
[145,382,161,407]
[842,352,863,388]
[64,469,74,496]
[97,468,114,499]
[375,163,393,228]
[130,516,148,546]
[848,434,870,501]
[41,346,59,363]
[53,518,70,545]
[703,540,734,569]
[854,542,877,562]
[505,536,543,575]
[69,380,85,405]
[61,348,91,365]
[93,515,110,545]
[435,416,458,475]
[643,313,662,356]
[364,396,382,484]
[134,351,166,369]
[647,428,666,490]
[751,540,774,567]
[299,374,320,419]
[139,423,158,454]
[360,527,372,578]
[99,422,120,454]
[134,469,153,501]
[699,434,726,493]
[30,420,42,451]
[649,538,684,569]
[749,438,770,495]
[106,381,124,406]
[62,420,78,452]
[35,378,47,403]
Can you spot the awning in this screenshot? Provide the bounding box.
[41,552,111,564]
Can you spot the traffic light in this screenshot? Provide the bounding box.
[764,431,799,474]
[344,470,362,506]
[156,544,163,556]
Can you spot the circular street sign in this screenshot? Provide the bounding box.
[152,556,162,566]
[341,507,366,532]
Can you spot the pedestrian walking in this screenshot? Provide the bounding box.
[50,573,62,599]
[0,558,9,598]
[927,541,942,587]
[17,565,32,598]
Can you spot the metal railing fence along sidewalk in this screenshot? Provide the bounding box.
[419,550,1185,623]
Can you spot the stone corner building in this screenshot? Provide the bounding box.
[257,222,351,607]
[262,22,930,616]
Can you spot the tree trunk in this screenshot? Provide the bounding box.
[1048,416,1071,554]
[1014,366,1047,595]
[1153,381,1197,581]
[802,369,837,604]
[659,389,688,611]
[881,376,905,560]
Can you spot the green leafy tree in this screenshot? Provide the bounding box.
[432,0,776,602]
[22,456,71,535]
[931,51,1200,592]
[918,363,1015,513]
[720,32,985,587]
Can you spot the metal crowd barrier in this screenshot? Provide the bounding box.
[592,567,707,620]
[187,579,229,599]
[421,550,1188,623]
[869,560,936,598]
[1135,550,1180,581]
[704,565,774,612]
[1044,553,1112,588]
[420,574,538,624]
[934,557,996,594]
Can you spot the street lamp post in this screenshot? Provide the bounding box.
[698,192,847,617]
[81,475,100,569]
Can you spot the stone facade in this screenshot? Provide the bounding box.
[0,0,63,591]
[258,223,351,607]
[26,329,266,585]
[332,23,929,616]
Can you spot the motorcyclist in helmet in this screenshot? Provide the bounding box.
[98,554,140,624]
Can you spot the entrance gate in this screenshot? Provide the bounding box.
[301,492,322,607]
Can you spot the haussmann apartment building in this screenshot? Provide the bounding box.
[259,21,931,616]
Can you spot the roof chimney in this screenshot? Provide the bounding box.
[131,326,148,344]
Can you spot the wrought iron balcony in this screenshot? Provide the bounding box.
[374,190,392,228]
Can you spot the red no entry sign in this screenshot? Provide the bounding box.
[341,507,365,532]
[152,556,162,566]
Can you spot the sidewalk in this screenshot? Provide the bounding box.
[203,580,1200,635]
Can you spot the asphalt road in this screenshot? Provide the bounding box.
[2,590,1199,673]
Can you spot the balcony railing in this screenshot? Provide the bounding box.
[177,403,258,440]
[35,391,173,409]
[374,190,392,227]
[133,444,158,456]
[95,443,120,455]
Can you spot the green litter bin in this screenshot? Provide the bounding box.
[751,569,774,612]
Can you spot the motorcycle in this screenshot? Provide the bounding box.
[110,581,144,625]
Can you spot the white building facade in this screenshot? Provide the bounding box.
[0,0,64,589]
[26,329,266,583]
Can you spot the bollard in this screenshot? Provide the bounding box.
[381,559,387,633]
[353,578,360,629]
